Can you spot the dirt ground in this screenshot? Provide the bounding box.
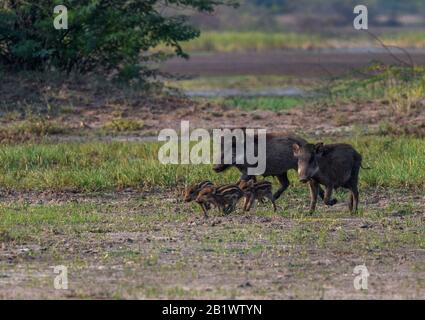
[0,188,424,299]
[2,62,425,143]
[162,50,425,77]
[0,52,424,300]
[49,95,425,141]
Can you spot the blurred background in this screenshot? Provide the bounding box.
[190,0,425,32]
[161,0,425,114]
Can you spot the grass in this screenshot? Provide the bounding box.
[231,96,304,111]
[156,31,425,53]
[0,135,423,192]
[202,96,305,112]
[381,31,425,49]
[167,75,315,91]
[0,116,68,143]
[168,75,310,112]
[320,66,425,114]
[0,203,101,241]
[166,31,327,53]
[169,67,425,115]
[103,118,145,132]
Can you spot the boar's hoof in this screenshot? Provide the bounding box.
[223,206,233,215]
[325,199,338,206]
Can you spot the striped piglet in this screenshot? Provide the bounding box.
[196,184,244,217]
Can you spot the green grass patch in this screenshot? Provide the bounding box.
[177,31,328,52]
[0,117,68,144]
[0,135,423,191]
[0,203,99,227]
[322,65,425,114]
[103,118,145,132]
[167,75,314,91]
[0,203,100,241]
[156,31,425,53]
[196,96,304,112]
[220,96,304,111]
[381,31,425,49]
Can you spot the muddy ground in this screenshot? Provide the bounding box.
[163,50,425,77]
[0,188,424,299]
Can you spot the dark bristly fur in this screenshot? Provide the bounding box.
[213,131,333,204]
[239,179,277,212]
[196,184,244,216]
[293,142,363,214]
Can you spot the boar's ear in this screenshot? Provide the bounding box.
[314,143,324,154]
[292,143,301,155]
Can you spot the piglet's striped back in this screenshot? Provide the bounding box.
[197,180,214,189]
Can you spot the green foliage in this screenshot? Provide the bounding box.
[0,0,234,75]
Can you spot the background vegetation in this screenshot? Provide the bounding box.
[0,0,235,78]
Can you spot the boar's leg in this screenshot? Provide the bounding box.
[349,166,360,213]
[348,185,359,213]
[323,185,337,206]
[246,194,255,211]
[318,186,337,204]
[242,196,250,212]
[223,204,233,214]
[273,173,290,201]
[200,203,209,218]
[308,180,319,213]
[348,193,354,212]
[265,192,277,212]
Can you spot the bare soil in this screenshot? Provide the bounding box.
[0,189,424,299]
[162,51,425,77]
[2,70,425,143]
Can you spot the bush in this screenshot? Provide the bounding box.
[0,0,235,77]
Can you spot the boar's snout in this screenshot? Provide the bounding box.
[213,164,228,173]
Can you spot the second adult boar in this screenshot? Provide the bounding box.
[293,142,363,213]
[213,132,330,202]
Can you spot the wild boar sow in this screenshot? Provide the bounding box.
[293,142,363,213]
[213,132,329,201]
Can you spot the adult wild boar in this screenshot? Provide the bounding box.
[292,142,363,213]
[213,131,329,202]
